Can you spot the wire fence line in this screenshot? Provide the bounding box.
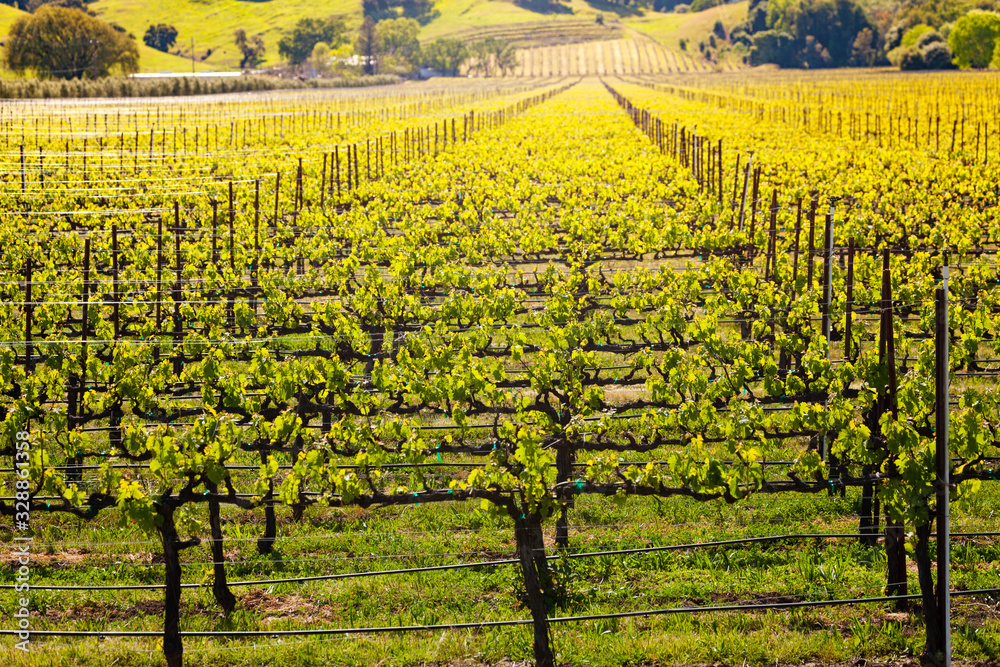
[4,530,998,591]
[10,589,1000,640]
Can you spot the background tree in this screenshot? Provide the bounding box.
[26,0,89,12]
[311,41,332,76]
[361,0,438,24]
[948,10,1000,68]
[400,0,439,24]
[143,23,178,52]
[4,6,139,79]
[278,16,348,66]
[470,37,516,76]
[234,28,266,69]
[376,17,421,73]
[356,15,379,75]
[742,0,876,67]
[422,37,468,75]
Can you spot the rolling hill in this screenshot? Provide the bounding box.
[0,0,749,75]
[89,0,362,71]
[0,3,215,74]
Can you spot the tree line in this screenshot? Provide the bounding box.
[732,0,1000,70]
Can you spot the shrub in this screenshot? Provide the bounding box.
[898,47,925,70]
[916,29,943,48]
[899,24,934,49]
[690,0,722,12]
[143,23,178,52]
[923,41,956,69]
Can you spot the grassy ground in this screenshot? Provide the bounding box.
[2,476,999,665]
[0,3,214,75]
[420,0,632,42]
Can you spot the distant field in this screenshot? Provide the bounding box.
[512,37,738,76]
[420,0,620,41]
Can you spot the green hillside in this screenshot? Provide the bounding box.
[422,0,748,67]
[625,2,749,52]
[2,0,749,75]
[89,0,362,71]
[0,3,215,74]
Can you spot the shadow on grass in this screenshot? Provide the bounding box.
[582,0,645,18]
[510,0,575,15]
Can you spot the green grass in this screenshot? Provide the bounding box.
[418,0,750,70]
[419,0,618,42]
[0,3,215,74]
[3,481,1000,666]
[89,0,362,71]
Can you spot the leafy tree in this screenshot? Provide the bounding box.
[494,40,517,75]
[356,16,379,75]
[748,29,797,65]
[362,0,438,24]
[422,37,468,75]
[901,23,934,48]
[377,17,421,72]
[690,0,722,11]
[234,29,266,69]
[26,0,88,11]
[400,0,439,24]
[895,0,1000,36]
[849,26,876,65]
[311,41,331,76]
[470,37,516,76]
[278,16,348,65]
[143,23,178,52]
[4,6,139,79]
[749,0,875,67]
[745,0,770,33]
[362,0,397,22]
[948,10,1000,68]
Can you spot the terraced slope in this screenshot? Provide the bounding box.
[514,36,740,76]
